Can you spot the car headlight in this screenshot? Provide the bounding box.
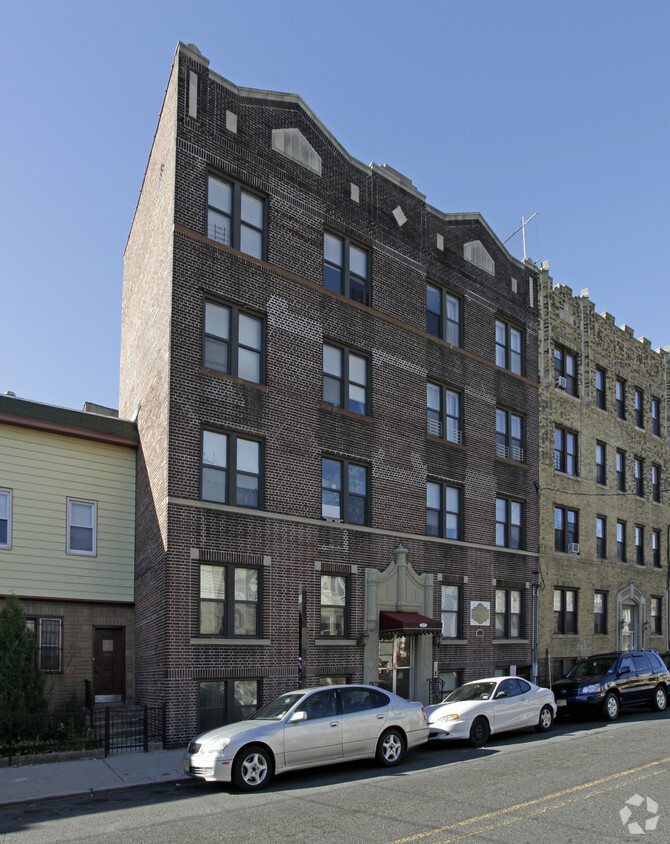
[579,684,602,695]
[203,737,232,753]
[436,713,459,723]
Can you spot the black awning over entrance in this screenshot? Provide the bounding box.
[379,611,441,635]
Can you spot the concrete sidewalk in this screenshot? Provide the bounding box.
[0,748,189,808]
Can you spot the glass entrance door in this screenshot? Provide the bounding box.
[378,635,411,698]
[621,603,638,650]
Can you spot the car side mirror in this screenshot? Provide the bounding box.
[289,710,307,723]
[618,666,631,676]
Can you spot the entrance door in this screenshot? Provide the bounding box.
[378,635,412,698]
[621,604,638,650]
[93,628,125,702]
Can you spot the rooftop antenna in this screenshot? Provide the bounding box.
[503,212,538,260]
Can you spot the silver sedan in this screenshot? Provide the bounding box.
[184,684,428,790]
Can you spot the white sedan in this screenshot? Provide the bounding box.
[184,684,428,790]
[425,676,556,747]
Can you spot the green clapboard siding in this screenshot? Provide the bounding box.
[0,424,136,602]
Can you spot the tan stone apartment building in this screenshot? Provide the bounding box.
[537,272,669,682]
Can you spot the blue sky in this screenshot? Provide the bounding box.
[3,0,669,412]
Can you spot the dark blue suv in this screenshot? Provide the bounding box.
[552,650,670,721]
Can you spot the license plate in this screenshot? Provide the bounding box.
[557,699,566,707]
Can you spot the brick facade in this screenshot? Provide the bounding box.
[537,273,670,683]
[120,43,540,745]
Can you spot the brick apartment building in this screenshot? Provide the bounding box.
[537,273,669,682]
[120,42,540,743]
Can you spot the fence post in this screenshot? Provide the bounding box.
[104,707,110,757]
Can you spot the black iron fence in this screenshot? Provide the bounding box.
[1,704,165,763]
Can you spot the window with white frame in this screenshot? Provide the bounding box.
[66,498,97,555]
[199,564,259,637]
[495,498,523,549]
[426,482,462,540]
[323,344,369,415]
[496,409,524,462]
[495,320,523,374]
[25,617,62,672]
[427,382,462,443]
[0,488,12,549]
[495,589,522,638]
[426,284,462,346]
[441,584,461,638]
[203,301,263,383]
[320,574,347,637]
[207,174,265,259]
[201,431,262,508]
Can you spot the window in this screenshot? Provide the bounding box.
[652,529,661,569]
[441,585,461,638]
[554,506,579,552]
[554,346,577,396]
[595,367,606,409]
[635,525,644,565]
[554,588,577,634]
[650,597,662,636]
[320,574,347,637]
[323,344,369,415]
[199,564,259,637]
[652,464,661,503]
[203,301,263,383]
[615,378,625,419]
[25,617,62,673]
[321,458,368,525]
[596,516,607,559]
[594,592,607,635]
[651,397,660,436]
[496,409,524,462]
[426,284,462,345]
[634,457,644,497]
[616,450,626,492]
[554,427,577,475]
[495,589,522,639]
[199,679,259,732]
[596,442,606,485]
[323,232,369,305]
[201,431,262,508]
[617,520,627,562]
[495,320,523,374]
[207,174,265,259]
[426,483,462,539]
[66,498,97,556]
[495,498,523,549]
[427,383,462,443]
[634,388,644,428]
[0,488,11,549]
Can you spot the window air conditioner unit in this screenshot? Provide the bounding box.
[568,543,580,554]
[555,376,567,389]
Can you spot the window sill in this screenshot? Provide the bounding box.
[493,638,529,645]
[200,367,268,390]
[320,403,373,423]
[314,638,357,647]
[437,638,468,646]
[190,637,271,646]
[426,434,466,450]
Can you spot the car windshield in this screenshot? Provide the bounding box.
[444,682,496,702]
[566,657,617,679]
[249,693,304,721]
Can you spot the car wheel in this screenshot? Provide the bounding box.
[651,685,668,712]
[232,744,274,791]
[469,716,490,747]
[602,692,620,722]
[535,705,554,732]
[376,728,406,767]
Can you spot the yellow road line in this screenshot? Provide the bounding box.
[389,757,670,844]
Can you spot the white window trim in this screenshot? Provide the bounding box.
[0,488,12,549]
[66,497,97,556]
